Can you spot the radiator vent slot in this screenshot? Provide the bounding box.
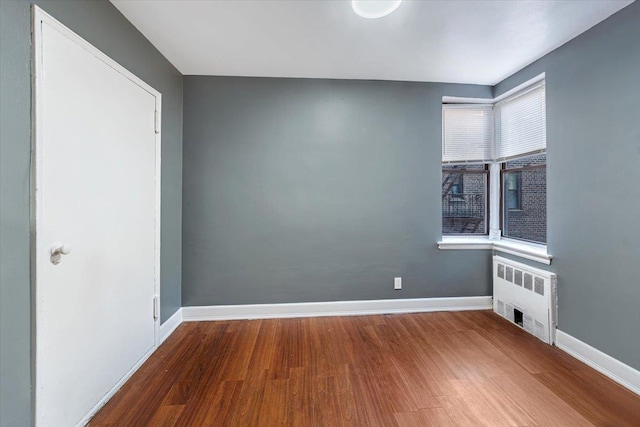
[524,273,533,290]
[535,320,546,341]
[523,314,534,334]
[493,256,557,345]
[505,304,514,321]
[514,270,523,286]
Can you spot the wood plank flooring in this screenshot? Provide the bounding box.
[89,311,640,426]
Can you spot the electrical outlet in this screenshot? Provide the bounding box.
[394,277,402,290]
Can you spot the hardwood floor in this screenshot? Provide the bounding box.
[89,311,640,426]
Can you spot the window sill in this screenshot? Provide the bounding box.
[437,236,494,250]
[493,239,552,265]
[437,236,552,265]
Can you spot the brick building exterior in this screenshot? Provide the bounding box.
[442,154,546,243]
[503,154,546,243]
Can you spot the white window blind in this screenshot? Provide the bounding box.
[442,105,494,164]
[495,83,546,161]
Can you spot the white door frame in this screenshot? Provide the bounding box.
[31,6,162,425]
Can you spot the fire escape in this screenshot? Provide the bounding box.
[442,172,484,234]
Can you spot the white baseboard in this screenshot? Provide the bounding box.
[158,308,183,345]
[182,296,492,321]
[556,329,640,396]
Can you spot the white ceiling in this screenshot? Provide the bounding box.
[111,0,633,85]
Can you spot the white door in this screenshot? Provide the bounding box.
[33,9,161,427]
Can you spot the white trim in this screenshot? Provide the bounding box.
[437,236,552,265]
[493,73,546,104]
[442,96,493,104]
[153,95,162,345]
[556,330,640,396]
[437,236,494,250]
[442,73,546,105]
[489,162,501,232]
[182,296,492,321]
[32,6,162,426]
[159,309,183,345]
[493,239,552,265]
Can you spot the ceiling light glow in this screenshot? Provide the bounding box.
[352,0,403,19]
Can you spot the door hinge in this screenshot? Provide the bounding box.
[154,110,161,135]
[153,295,159,320]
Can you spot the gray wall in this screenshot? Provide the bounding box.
[0,1,182,426]
[182,77,493,306]
[494,1,640,371]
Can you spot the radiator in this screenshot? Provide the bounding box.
[493,255,557,344]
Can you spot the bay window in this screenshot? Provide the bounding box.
[441,77,548,253]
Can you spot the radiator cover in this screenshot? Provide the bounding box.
[493,255,557,344]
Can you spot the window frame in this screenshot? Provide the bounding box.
[438,74,551,264]
[500,160,547,244]
[442,165,490,236]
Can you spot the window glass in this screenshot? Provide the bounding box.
[442,165,488,235]
[502,154,546,244]
[505,172,521,210]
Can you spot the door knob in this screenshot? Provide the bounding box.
[50,243,72,265]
